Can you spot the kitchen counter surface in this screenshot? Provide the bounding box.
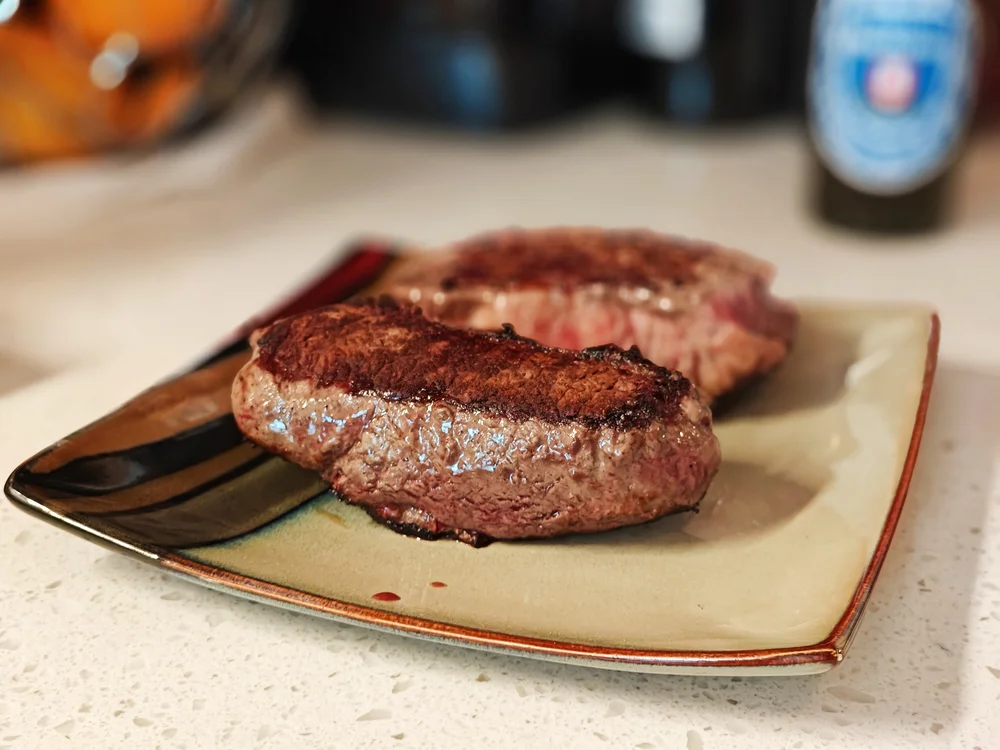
[0,90,997,749]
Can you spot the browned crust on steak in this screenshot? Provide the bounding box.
[253,297,694,430]
[438,227,724,290]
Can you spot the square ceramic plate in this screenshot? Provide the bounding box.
[5,241,939,676]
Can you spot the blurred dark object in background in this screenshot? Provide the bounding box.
[807,0,982,234]
[784,0,818,116]
[0,0,289,165]
[620,0,794,124]
[284,0,625,130]
[285,0,811,128]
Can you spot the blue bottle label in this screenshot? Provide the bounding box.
[809,0,977,195]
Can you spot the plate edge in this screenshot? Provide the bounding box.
[5,476,841,674]
[818,311,941,656]
[160,551,844,673]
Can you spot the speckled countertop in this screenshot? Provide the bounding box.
[0,89,998,749]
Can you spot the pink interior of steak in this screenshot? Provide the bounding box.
[383,227,798,400]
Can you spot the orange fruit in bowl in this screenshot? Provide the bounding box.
[0,25,110,161]
[0,25,103,115]
[0,91,91,162]
[49,0,228,56]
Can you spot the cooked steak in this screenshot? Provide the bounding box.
[231,298,721,544]
[379,227,798,401]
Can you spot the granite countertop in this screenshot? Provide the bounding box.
[0,89,997,749]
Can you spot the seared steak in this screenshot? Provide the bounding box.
[379,227,798,401]
[231,298,721,544]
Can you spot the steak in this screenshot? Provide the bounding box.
[379,227,798,401]
[231,298,721,544]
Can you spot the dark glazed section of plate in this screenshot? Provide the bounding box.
[6,242,396,549]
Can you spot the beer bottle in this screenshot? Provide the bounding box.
[807,0,981,233]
